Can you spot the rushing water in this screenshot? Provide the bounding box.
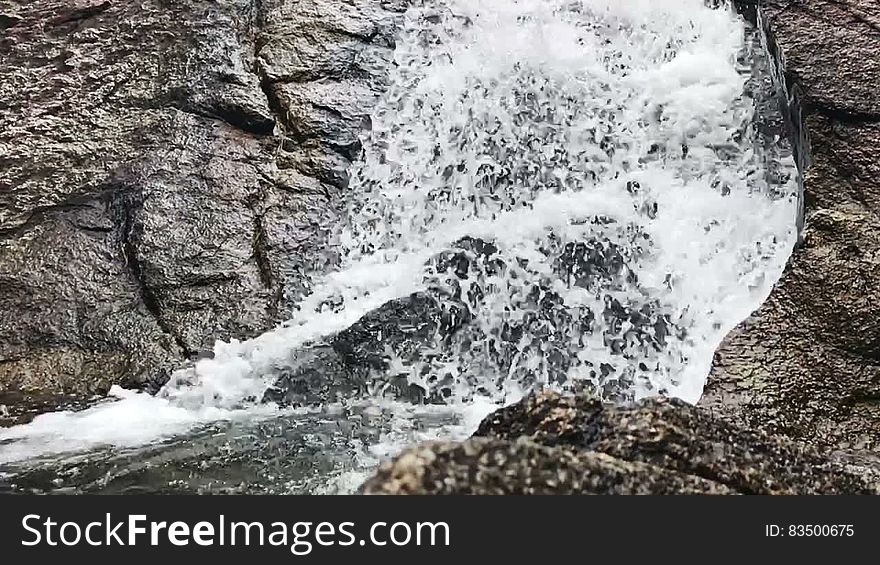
[0,0,798,493]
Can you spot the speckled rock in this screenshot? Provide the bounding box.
[361,436,736,495]
[478,391,879,494]
[363,390,880,495]
[0,0,405,418]
[703,0,880,451]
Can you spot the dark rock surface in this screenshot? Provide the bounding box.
[261,226,679,407]
[702,0,880,452]
[0,0,405,413]
[425,233,682,400]
[260,344,358,407]
[332,292,470,374]
[363,391,880,495]
[261,292,469,407]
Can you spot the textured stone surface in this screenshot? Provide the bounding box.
[0,0,404,415]
[363,391,879,495]
[362,436,735,495]
[702,0,880,451]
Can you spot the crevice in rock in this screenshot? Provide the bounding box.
[250,0,290,139]
[0,13,22,30]
[246,164,283,319]
[166,100,274,137]
[810,102,880,125]
[0,189,116,240]
[113,188,195,360]
[248,196,274,293]
[736,0,810,239]
[49,1,111,28]
[256,74,290,136]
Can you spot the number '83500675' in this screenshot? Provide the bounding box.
[765,525,854,537]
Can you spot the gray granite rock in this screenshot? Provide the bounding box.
[0,0,403,419]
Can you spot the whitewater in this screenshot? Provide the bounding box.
[0,0,798,492]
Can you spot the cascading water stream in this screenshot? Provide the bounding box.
[0,0,798,493]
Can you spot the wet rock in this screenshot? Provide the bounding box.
[0,0,402,412]
[363,390,880,495]
[332,292,471,372]
[2,412,367,494]
[266,223,683,407]
[704,0,880,451]
[429,237,503,293]
[361,437,735,495]
[427,232,683,399]
[0,13,22,30]
[0,391,97,428]
[262,292,469,406]
[271,80,380,160]
[476,391,878,494]
[261,345,359,407]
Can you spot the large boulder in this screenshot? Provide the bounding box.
[361,437,736,495]
[702,0,880,451]
[362,391,880,495]
[0,0,405,418]
[261,223,683,407]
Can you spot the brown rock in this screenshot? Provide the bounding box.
[703,0,880,451]
[477,391,878,495]
[361,437,735,495]
[363,391,879,495]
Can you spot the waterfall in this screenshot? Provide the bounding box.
[0,0,797,489]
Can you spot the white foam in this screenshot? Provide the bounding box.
[0,387,280,465]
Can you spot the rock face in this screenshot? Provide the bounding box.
[0,0,404,415]
[362,391,879,495]
[701,0,880,451]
